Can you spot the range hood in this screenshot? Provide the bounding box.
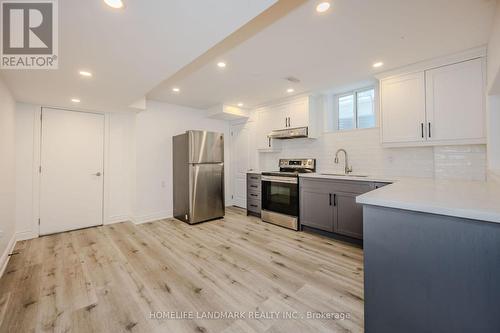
[268,127,308,139]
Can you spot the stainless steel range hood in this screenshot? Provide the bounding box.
[268,127,308,139]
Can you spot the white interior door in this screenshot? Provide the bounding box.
[231,122,250,208]
[40,108,105,235]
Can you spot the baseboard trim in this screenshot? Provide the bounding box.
[16,230,38,242]
[132,211,172,225]
[105,215,131,225]
[0,233,17,278]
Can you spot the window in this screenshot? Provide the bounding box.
[338,94,354,130]
[336,88,375,130]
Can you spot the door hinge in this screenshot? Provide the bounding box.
[40,112,42,121]
[38,218,40,225]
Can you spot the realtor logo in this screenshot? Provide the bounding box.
[1,0,58,69]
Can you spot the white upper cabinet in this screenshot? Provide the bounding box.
[425,58,485,143]
[273,104,289,129]
[255,106,282,151]
[380,72,426,144]
[286,98,309,129]
[379,52,486,147]
[255,95,323,151]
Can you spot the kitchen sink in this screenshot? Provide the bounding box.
[320,173,368,177]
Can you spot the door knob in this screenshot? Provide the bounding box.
[93,172,102,176]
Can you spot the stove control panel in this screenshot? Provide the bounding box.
[279,159,316,172]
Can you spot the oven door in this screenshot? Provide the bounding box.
[261,175,298,217]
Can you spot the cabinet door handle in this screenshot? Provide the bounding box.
[285,118,287,128]
[421,123,424,138]
[428,122,431,138]
[329,193,332,206]
[268,137,271,147]
[333,194,337,207]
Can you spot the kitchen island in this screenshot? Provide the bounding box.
[356,178,500,333]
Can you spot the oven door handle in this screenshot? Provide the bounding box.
[261,175,298,184]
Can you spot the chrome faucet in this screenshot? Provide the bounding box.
[334,149,353,174]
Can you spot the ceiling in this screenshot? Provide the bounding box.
[147,0,497,110]
[0,0,276,112]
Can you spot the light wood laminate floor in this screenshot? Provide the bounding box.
[0,207,364,333]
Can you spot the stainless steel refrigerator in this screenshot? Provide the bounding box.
[173,130,225,224]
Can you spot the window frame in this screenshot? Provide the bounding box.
[334,86,376,132]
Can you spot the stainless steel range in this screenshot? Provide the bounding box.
[261,158,316,230]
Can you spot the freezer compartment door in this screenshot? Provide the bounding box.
[189,163,225,223]
[188,130,224,163]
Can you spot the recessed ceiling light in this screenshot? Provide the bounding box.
[286,88,295,93]
[71,98,81,103]
[172,87,180,93]
[237,103,244,107]
[104,0,124,9]
[316,2,331,13]
[217,62,226,68]
[373,62,384,68]
[79,70,92,77]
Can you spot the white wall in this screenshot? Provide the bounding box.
[106,112,136,223]
[133,100,231,223]
[14,100,232,235]
[488,1,500,95]
[257,127,486,181]
[15,103,37,239]
[487,1,500,176]
[0,77,16,271]
[488,95,500,177]
[15,104,137,237]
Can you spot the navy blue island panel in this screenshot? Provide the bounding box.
[363,205,500,333]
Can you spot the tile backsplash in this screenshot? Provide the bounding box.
[258,128,486,181]
[434,145,487,181]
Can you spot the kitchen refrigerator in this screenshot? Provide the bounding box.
[173,130,225,224]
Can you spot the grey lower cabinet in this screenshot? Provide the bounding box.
[246,173,261,217]
[335,192,364,239]
[300,185,334,232]
[300,178,388,239]
[363,205,500,333]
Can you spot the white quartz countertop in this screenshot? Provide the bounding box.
[299,173,395,183]
[355,178,500,223]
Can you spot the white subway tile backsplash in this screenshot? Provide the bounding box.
[434,145,486,181]
[258,129,486,181]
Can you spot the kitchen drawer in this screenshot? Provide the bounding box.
[247,198,261,213]
[248,189,261,200]
[247,173,261,182]
[247,180,261,191]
